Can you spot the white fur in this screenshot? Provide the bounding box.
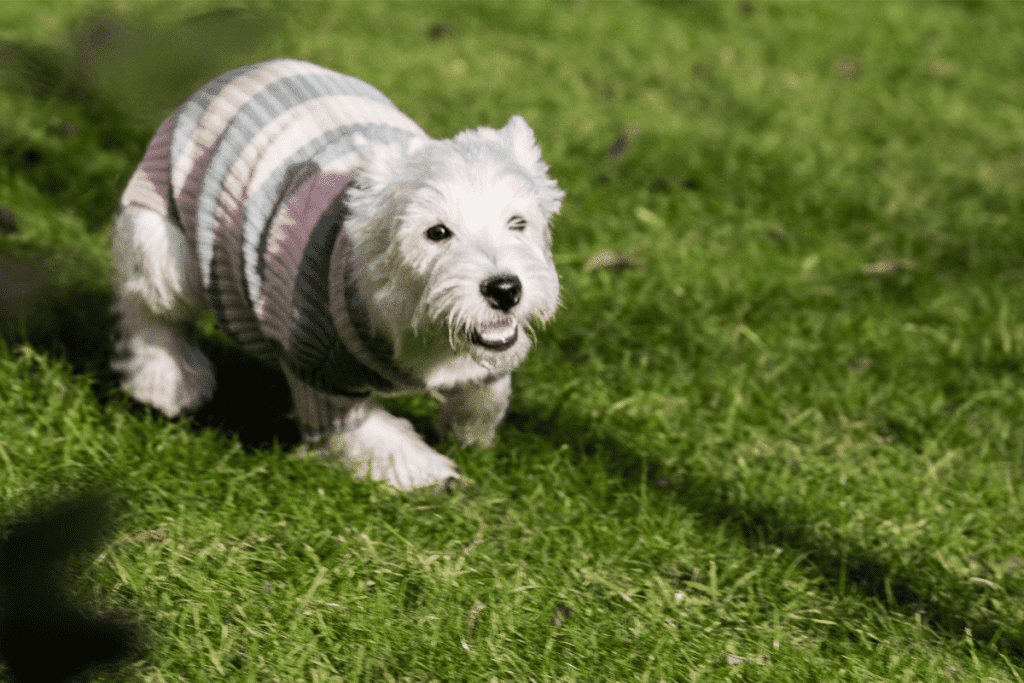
[112,113,562,490]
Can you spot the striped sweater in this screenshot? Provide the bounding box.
[121,58,428,399]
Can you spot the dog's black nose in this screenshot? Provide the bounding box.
[480,275,522,312]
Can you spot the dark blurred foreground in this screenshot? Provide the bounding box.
[0,493,139,683]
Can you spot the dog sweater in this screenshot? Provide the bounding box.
[121,59,429,401]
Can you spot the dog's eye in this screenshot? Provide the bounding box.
[426,224,452,241]
[508,216,527,231]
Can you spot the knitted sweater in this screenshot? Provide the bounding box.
[121,59,428,398]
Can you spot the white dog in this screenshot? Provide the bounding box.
[111,59,563,490]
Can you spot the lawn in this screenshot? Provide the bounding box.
[1,1,1023,681]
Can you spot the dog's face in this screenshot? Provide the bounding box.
[346,116,563,382]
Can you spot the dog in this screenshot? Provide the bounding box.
[110,59,563,490]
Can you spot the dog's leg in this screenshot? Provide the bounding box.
[438,374,512,447]
[110,205,214,417]
[283,366,461,491]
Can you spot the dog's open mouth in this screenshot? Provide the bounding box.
[471,318,519,351]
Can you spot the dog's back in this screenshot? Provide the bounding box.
[123,58,426,236]
[119,58,428,363]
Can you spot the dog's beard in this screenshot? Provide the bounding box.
[388,312,533,381]
[413,262,556,375]
[421,287,542,375]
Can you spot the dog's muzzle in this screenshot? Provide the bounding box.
[472,275,522,350]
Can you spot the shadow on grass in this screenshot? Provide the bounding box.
[0,245,301,455]
[511,402,1024,664]
[188,340,302,453]
[102,335,303,456]
[0,250,117,374]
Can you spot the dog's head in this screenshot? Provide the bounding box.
[345,115,563,381]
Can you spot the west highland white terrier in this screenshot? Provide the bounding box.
[111,58,563,490]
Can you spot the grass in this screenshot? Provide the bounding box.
[1,0,1023,680]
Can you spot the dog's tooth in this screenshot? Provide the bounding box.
[479,324,517,345]
[480,318,514,333]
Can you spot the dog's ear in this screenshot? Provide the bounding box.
[501,115,565,218]
[500,115,545,174]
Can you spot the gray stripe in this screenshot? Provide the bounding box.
[169,62,261,184]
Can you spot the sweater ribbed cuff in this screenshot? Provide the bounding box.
[281,363,369,442]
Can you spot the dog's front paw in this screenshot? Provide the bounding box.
[309,410,461,491]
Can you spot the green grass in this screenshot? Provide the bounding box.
[1,1,1023,680]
